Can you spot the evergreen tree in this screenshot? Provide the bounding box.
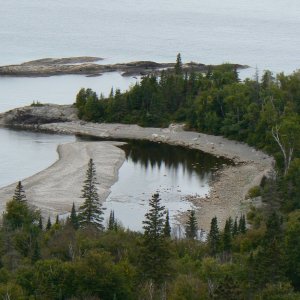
[140,193,170,284]
[70,202,79,230]
[32,240,41,263]
[108,210,115,231]
[38,216,43,230]
[238,215,246,234]
[13,181,27,203]
[175,53,183,75]
[223,218,232,253]
[46,216,52,230]
[232,217,238,236]
[163,210,171,238]
[185,210,198,239]
[55,215,59,225]
[208,216,220,256]
[78,159,104,230]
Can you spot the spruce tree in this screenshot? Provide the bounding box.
[46,216,52,230]
[70,202,79,230]
[13,181,27,203]
[223,218,232,253]
[238,215,246,234]
[140,193,170,284]
[175,53,183,75]
[108,210,115,231]
[185,210,198,239]
[208,216,220,256]
[233,217,238,236]
[55,215,59,225]
[163,210,171,238]
[78,159,104,230]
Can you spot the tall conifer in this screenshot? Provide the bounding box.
[140,193,170,284]
[78,159,104,230]
[163,210,171,238]
[208,216,220,256]
[13,181,27,203]
[185,210,198,239]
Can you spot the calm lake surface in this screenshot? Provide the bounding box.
[0,0,299,105]
[94,140,230,230]
[0,128,75,188]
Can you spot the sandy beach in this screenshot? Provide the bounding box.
[0,141,125,221]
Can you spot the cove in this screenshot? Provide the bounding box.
[78,136,231,231]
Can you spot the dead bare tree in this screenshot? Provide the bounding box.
[272,125,294,175]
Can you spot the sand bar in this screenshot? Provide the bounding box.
[0,141,125,221]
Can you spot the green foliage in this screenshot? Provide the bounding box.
[70,202,79,230]
[3,199,40,231]
[46,216,52,230]
[163,210,171,238]
[247,185,262,199]
[13,181,27,203]
[185,210,198,239]
[78,159,104,230]
[30,100,44,107]
[140,193,171,284]
[208,216,220,256]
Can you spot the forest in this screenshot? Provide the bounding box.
[0,55,300,299]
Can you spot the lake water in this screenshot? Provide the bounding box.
[0,128,75,188]
[93,140,230,231]
[0,0,299,105]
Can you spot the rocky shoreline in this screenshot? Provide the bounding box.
[0,56,249,77]
[0,105,273,230]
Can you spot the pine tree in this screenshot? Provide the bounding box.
[140,193,170,284]
[46,216,52,230]
[13,181,27,203]
[70,202,79,230]
[223,218,232,253]
[163,210,171,238]
[55,215,59,225]
[108,210,115,231]
[175,53,183,75]
[208,216,220,256]
[78,159,104,230]
[185,210,198,239]
[238,215,246,234]
[232,217,238,236]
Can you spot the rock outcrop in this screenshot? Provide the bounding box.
[0,56,249,77]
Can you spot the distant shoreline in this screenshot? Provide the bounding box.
[0,56,249,78]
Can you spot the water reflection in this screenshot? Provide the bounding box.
[78,137,231,231]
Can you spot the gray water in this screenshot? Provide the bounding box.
[0,0,299,105]
[0,128,74,188]
[98,140,230,231]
